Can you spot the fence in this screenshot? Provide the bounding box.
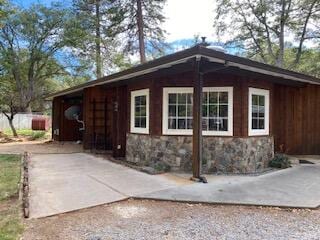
[0,113,51,131]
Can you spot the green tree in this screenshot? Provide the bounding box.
[215,0,320,68]
[0,3,88,135]
[109,0,167,63]
[71,0,131,78]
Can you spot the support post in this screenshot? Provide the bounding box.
[192,56,206,182]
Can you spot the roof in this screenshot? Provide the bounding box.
[48,45,320,98]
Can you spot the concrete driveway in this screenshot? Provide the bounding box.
[29,153,185,218]
[139,164,320,209]
[29,153,320,219]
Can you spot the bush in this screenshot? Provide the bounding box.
[269,153,291,169]
[154,162,171,172]
[30,131,46,140]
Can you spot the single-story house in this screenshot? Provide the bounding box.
[48,44,320,177]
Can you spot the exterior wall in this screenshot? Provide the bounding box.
[82,85,127,157]
[52,96,82,141]
[126,133,274,173]
[273,84,320,154]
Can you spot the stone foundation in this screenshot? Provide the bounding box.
[126,133,274,174]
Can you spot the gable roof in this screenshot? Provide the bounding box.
[48,45,320,98]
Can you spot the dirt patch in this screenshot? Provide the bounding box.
[23,199,320,240]
[0,140,84,154]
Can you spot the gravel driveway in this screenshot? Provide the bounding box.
[23,199,320,240]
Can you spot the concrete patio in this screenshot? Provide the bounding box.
[28,153,320,219]
[139,164,320,208]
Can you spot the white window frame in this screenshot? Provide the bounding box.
[248,87,270,136]
[202,87,233,136]
[130,89,150,134]
[162,87,234,136]
[162,87,193,135]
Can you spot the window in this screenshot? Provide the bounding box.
[130,89,149,134]
[202,87,233,136]
[248,88,270,136]
[162,87,233,136]
[163,88,193,135]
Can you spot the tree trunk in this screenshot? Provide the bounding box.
[8,118,18,137]
[276,0,286,67]
[136,0,146,63]
[95,0,103,78]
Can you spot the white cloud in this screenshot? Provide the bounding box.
[163,0,217,42]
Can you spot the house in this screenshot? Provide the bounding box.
[48,44,320,177]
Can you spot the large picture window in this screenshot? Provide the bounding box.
[202,87,233,136]
[130,89,149,134]
[163,88,193,135]
[248,88,270,136]
[162,87,233,136]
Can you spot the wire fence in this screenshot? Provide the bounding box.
[0,112,51,131]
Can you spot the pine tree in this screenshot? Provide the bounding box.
[109,0,167,63]
[72,0,127,77]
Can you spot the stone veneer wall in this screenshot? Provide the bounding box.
[126,133,274,174]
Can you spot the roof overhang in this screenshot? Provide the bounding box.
[47,45,320,99]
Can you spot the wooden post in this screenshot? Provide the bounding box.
[192,57,203,180]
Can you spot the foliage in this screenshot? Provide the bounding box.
[109,0,167,62]
[269,153,291,169]
[215,0,320,68]
[4,128,49,140]
[154,161,171,172]
[71,0,132,77]
[0,154,23,240]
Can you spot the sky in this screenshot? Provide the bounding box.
[12,0,217,43]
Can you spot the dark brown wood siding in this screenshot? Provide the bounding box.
[273,84,320,154]
[52,97,62,141]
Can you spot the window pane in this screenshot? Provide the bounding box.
[202,105,208,117]
[168,94,176,104]
[140,117,146,128]
[135,96,141,106]
[135,106,140,117]
[186,105,192,117]
[140,106,146,116]
[168,118,176,129]
[252,95,258,105]
[219,105,228,117]
[187,93,193,104]
[221,118,228,131]
[202,92,208,104]
[178,105,186,117]
[209,105,218,117]
[252,118,258,129]
[259,95,265,106]
[209,118,219,131]
[178,119,186,129]
[258,106,265,117]
[202,118,208,130]
[178,93,186,104]
[140,96,146,105]
[168,105,176,117]
[258,119,265,129]
[187,119,193,129]
[134,117,140,128]
[252,105,259,118]
[209,92,218,104]
[219,92,228,104]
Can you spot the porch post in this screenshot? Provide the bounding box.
[192,56,203,180]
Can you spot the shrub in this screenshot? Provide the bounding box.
[269,153,291,169]
[154,162,171,172]
[30,131,46,140]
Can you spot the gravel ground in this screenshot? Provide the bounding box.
[23,199,320,240]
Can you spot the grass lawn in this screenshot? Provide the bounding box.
[3,128,50,140]
[0,154,23,240]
